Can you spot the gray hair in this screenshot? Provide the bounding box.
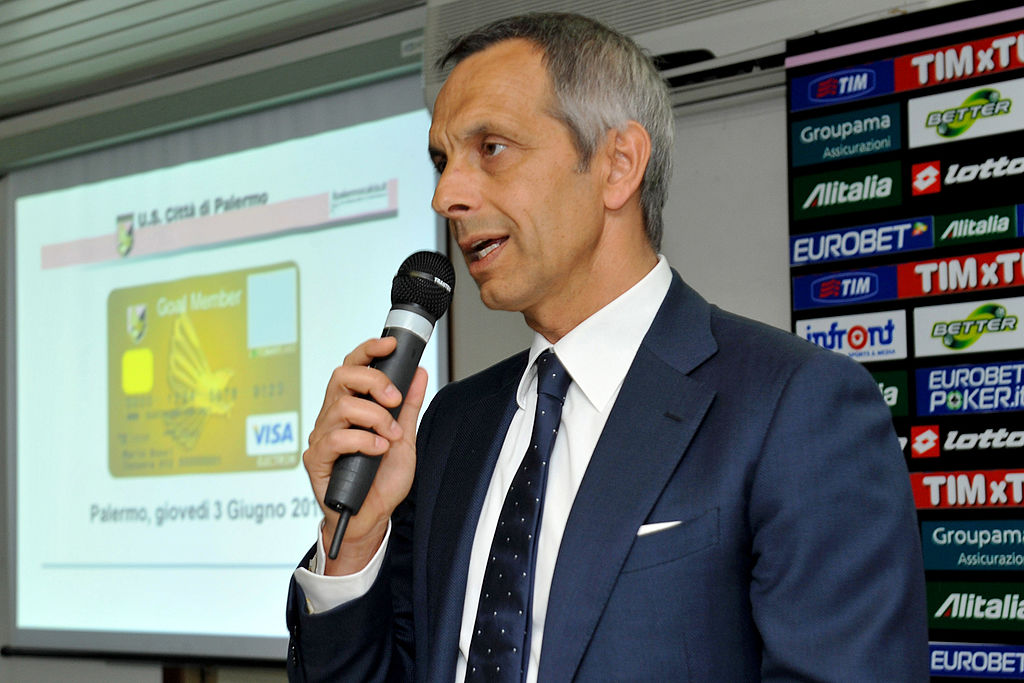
[438,12,673,250]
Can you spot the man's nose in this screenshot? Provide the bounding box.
[431,160,478,218]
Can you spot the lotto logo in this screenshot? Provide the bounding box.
[912,426,941,458]
[913,161,942,195]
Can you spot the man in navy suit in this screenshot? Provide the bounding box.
[288,12,928,681]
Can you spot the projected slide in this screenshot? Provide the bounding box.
[13,109,442,650]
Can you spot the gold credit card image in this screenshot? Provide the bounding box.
[107,263,300,476]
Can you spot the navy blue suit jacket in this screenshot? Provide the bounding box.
[287,272,928,681]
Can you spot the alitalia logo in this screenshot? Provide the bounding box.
[926,88,1010,138]
[793,162,901,218]
[940,214,1011,241]
[929,582,1024,630]
[933,590,1024,627]
[802,175,892,209]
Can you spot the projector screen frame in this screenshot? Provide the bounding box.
[1,72,451,664]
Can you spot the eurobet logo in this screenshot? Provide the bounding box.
[789,217,933,267]
[928,582,1024,631]
[245,411,299,456]
[911,425,940,458]
[795,309,907,362]
[910,469,1024,508]
[792,161,901,219]
[930,642,1024,677]
[912,161,942,195]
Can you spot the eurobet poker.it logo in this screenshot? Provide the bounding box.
[912,161,942,195]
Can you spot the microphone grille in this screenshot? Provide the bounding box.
[392,251,456,320]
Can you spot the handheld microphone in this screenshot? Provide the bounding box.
[324,250,455,559]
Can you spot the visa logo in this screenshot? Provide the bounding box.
[246,411,299,456]
[811,272,879,303]
[254,422,294,445]
[810,69,875,102]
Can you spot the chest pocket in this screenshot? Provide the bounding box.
[622,507,719,573]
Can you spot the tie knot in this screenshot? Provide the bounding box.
[536,350,571,402]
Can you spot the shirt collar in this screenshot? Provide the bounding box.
[517,255,672,411]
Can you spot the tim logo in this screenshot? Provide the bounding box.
[912,425,941,458]
[810,68,876,103]
[246,411,299,456]
[913,161,942,195]
[811,272,879,304]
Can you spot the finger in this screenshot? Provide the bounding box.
[304,427,391,479]
[317,338,392,413]
[309,393,402,447]
[342,336,398,368]
[312,361,403,436]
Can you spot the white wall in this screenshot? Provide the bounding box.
[664,90,791,330]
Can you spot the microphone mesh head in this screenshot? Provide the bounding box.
[392,251,456,320]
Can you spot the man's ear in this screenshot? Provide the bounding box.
[603,120,651,212]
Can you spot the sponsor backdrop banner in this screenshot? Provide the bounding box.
[787,2,1024,674]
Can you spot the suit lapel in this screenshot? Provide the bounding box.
[539,273,719,681]
[424,356,524,683]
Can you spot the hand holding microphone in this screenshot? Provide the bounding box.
[304,251,455,564]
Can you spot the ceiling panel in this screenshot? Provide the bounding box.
[0,0,421,119]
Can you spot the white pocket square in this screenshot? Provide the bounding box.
[637,520,682,537]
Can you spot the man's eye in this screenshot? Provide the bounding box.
[432,157,447,174]
[482,142,507,157]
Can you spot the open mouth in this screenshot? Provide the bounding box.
[468,237,507,262]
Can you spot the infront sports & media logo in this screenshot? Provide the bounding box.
[796,310,907,362]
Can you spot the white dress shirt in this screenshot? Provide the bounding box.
[294,256,672,682]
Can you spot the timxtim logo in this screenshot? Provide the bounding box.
[911,425,940,458]
[913,161,942,195]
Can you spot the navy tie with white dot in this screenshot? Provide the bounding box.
[466,350,572,682]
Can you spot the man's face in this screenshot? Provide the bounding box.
[429,39,608,328]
